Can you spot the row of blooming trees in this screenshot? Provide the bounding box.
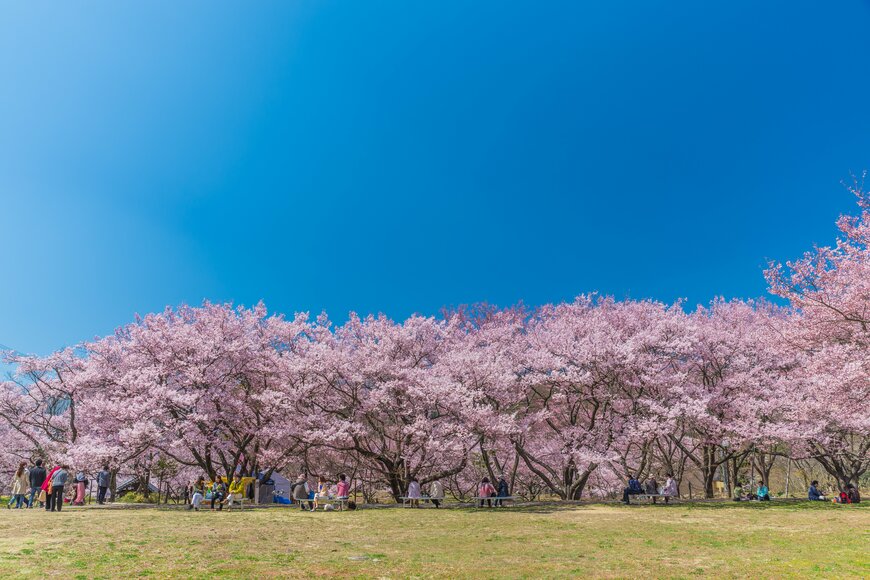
[2,187,868,500]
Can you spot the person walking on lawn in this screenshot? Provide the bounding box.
[7,462,29,509]
[48,465,69,512]
[28,459,46,508]
[97,465,111,504]
[41,465,60,511]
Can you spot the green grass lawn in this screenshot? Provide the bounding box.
[0,501,867,578]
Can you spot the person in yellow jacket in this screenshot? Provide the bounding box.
[224,474,246,510]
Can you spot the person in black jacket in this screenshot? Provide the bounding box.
[495,475,510,507]
[28,459,47,508]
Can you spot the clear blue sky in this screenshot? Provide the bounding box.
[2,1,870,355]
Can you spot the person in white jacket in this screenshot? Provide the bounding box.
[7,462,30,509]
[662,474,678,504]
[429,480,445,508]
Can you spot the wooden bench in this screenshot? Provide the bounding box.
[628,493,675,503]
[476,495,514,506]
[400,495,449,507]
[313,496,350,511]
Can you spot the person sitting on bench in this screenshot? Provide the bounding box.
[622,475,643,504]
[478,477,496,507]
[662,474,678,503]
[644,476,659,504]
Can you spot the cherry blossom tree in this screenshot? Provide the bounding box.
[766,178,870,489]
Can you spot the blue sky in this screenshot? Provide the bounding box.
[2,1,870,355]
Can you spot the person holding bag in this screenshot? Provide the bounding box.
[41,465,60,512]
[48,465,69,512]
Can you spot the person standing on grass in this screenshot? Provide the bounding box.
[210,476,227,511]
[478,477,496,508]
[495,475,510,507]
[429,479,444,508]
[28,459,46,508]
[662,474,678,504]
[7,462,29,509]
[48,465,69,512]
[621,474,643,505]
[73,470,87,505]
[97,465,111,505]
[41,465,60,511]
[406,477,422,508]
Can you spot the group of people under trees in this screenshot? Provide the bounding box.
[621,472,862,505]
[289,473,354,511]
[621,474,679,505]
[806,481,861,504]
[5,459,112,511]
[185,474,252,511]
[9,460,862,510]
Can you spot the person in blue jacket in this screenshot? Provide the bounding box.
[808,480,825,501]
[622,475,643,504]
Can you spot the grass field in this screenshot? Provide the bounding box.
[0,501,867,578]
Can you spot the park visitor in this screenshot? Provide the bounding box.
[621,474,643,504]
[429,479,444,508]
[41,465,60,511]
[210,476,227,511]
[28,459,46,508]
[733,483,745,501]
[314,475,329,510]
[662,474,677,503]
[495,475,510,507]
[225,474,245,510]
[644,476,659,504]
[7,462,29,509]
[48,464,69,512]
[336,473,350,499]
[189,476,205,510]
[73,470,87,505]
[478,477,496,507]
[808,481,825,501]
[846,484,860,504]
[292,474,312,511]
[756,484,770,501]
[97,465,111,504]
[406,477,422,507]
